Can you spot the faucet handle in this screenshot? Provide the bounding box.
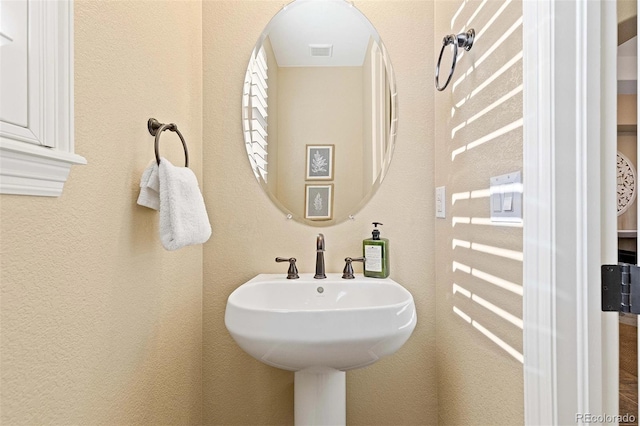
[342,257,365,279]
[275,257,299,279]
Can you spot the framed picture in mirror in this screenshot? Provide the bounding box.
[305,184,333,220]
[305,145,334,180]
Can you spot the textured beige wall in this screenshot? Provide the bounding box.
[434,0,524,424]
[0,1,203,424]
[203,1,436,424]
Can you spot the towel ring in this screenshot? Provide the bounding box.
[147,118,189,167]
[435,29,475,92]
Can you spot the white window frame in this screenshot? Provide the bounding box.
[0,0,86,197]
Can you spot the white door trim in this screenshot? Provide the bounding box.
[522,0,556,422]
[522,0,618,424]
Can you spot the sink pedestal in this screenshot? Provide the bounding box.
[294,368,345,426]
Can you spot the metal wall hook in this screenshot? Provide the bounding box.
[147,118,189,167]
[435,29,475,92]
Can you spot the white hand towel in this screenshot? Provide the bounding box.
[137,161,160,211]
[158,157,212,251]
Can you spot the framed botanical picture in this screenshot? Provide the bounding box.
[305,184,334,220]
[305,144,334,180]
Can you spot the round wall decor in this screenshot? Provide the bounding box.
[617,151,637,216]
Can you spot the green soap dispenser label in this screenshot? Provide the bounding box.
[364,245,383,272]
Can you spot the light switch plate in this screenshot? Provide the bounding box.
[436,186,446,219]
[490,171,522,223]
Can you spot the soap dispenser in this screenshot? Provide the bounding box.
[363,222,390,278]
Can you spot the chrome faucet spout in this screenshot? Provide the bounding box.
[315,234,326,279]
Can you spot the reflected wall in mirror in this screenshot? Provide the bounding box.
[242,0,397,226]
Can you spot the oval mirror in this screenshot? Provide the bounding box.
[242,0,397,226]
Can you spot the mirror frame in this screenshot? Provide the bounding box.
[241,0,398,227]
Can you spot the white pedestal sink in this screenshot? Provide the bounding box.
[224,273,417,425]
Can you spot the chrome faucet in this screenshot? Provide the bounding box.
[314,234,326,279]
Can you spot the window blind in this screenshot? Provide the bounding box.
[249,47,269,181]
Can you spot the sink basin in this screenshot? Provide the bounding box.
[224,273,417,371]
